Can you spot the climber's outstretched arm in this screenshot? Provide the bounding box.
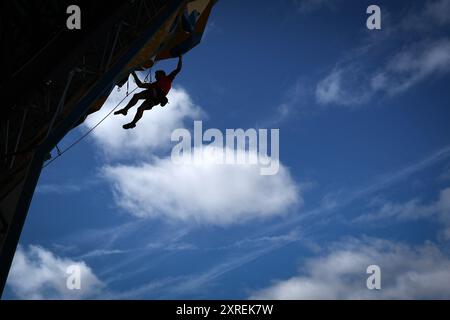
[132,71,152,89]
[169,55,183,79]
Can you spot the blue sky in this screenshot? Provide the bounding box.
[4,0,450,299]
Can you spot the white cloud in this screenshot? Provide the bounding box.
[315,70,342,105]
[315,69,372,106]
[355,187,450,240]
[378,39,450,94]
[102,146,300,226]
[7,245,104,299]
[316,39,450,106]
[315,0,450,107]
[83,86,202,159]
[250,238,450,299]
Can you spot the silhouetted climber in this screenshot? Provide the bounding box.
[114,55,183,129]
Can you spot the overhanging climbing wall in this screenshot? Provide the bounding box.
[0,0,217,297]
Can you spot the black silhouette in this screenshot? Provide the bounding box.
[115,55,183,129]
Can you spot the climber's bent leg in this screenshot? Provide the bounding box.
[123,99,154,129]
[115,91,148,116]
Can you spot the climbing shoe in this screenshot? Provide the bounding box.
[123,123,136,130]
[114,109,127,116]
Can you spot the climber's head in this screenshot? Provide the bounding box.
[155,70,166,80]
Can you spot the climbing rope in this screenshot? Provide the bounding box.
[42,85,140,169]
[145,67,152,82]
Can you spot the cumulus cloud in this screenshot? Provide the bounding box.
[355,187,450,240]
[102,146,300,226]
[7,245,104,299]
[250,238,450,299]
[315,0,450,107]
[83,86,202,158]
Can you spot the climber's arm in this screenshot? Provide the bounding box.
[168,55,183,79]
[131,71,151,88]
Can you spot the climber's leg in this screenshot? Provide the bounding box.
[123,99,155,129]
[114,91,148,116]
